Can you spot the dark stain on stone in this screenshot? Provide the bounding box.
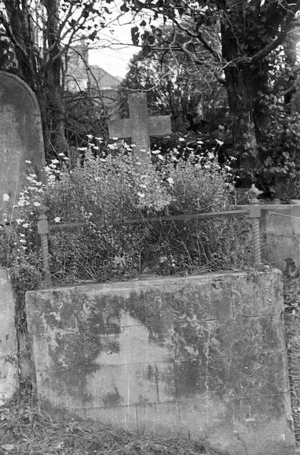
[45,293,123,398]
[173,360,206,398]
[147,364,154,380]
[103,385,123,406]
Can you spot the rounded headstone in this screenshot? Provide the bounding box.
[0,71,45,222]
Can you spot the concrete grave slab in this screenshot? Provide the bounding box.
[0,71,45,222]
[0,268,18,403]
[26,270,296,455]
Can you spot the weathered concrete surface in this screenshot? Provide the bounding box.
[26,271,295,455]
[0,268,18,403]
[0,71,45,222]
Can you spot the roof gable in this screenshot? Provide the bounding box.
[89,65,120,90]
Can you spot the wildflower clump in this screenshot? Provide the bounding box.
[0,140,252,295]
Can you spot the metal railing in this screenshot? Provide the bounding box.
[37,187,263,286]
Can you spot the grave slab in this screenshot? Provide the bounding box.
[26,270,296,455]
[0,71,45,222]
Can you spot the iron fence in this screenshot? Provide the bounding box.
[37,190,263,286]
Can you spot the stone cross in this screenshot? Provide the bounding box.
[0,71,45,223]
[108,92,171,158]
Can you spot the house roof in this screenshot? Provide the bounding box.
[65,41,121,93]
[88,65,120,90]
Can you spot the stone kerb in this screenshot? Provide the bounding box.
[26,270,295,455]
[259,201,300,270]
[233,201,300,270]
[0,268,18,404]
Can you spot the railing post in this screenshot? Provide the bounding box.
[37,205,51,286]
[248,184,264,270]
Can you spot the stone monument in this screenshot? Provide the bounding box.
[108,91,171,159]
[0,71,45,222]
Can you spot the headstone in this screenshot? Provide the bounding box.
[0,71,45,222]
[108,92,171,158]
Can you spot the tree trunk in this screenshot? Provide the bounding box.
[42,73,69,157]
[42,0,69,157]
[2,0,37,89]
[1,0,69,159]
[224,64,257,182]
[221,24,269,184]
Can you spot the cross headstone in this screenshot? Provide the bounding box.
[0,71,45,222]
[108,92,171,158]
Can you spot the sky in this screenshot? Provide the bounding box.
[88,9,141,79]
[89,44,138,79]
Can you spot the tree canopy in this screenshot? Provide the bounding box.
[122,0,300,187]
[2,0,300,197]
[0,0,122,157]
[117,29,228,163]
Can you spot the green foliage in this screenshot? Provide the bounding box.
[256,94,300,200]
[124,0,300,188]
[0,36,17,71]
[117,35,227,134]
[116,41,229,165]
[0,0,120,159]
[0,141,252,301]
